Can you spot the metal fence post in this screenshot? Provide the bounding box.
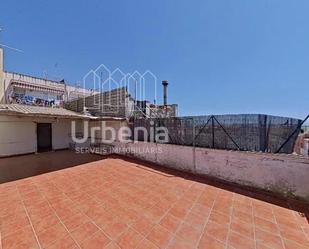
[192,117,196,173]
[275,114,309,153]
[211,115,215,148]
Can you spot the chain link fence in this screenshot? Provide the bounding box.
[133,114,302,154]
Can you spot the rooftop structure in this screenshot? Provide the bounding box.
[65,87,178,119]
[0,104,91,119]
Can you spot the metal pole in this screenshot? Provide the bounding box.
[212,115,241,151]
[275,114,309,153]
[192,118,196,147]
[212,116,215,148]
[191,115,212,145]
[192,117,196,172]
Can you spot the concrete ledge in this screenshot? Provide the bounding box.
[112,142,309,202]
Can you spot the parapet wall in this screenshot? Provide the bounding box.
[112,142,309,201]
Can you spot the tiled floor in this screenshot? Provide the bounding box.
[0,151,102,183]
[0,153,308,249]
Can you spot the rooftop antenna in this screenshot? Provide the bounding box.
[0,28,24,53]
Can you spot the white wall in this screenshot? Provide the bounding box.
[52,120,71,150]
[0,115,76,156]
[112,142,309,201]
[0,48,5,104]
[0,116,36,156]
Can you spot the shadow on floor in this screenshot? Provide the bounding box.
[0,150,103,184]
[108,154,309,219]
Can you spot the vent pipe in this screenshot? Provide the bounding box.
[162,80,168,105]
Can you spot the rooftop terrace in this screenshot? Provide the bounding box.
[0,151,308,249]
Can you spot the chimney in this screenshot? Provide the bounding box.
[162,80,168,105]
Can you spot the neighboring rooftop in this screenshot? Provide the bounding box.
[0,104,91,119]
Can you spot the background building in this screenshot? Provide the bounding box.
[0,48,94,106]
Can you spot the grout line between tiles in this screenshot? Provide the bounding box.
[15,183,43,249]
[32,181,83,249]
[194,187,220,249]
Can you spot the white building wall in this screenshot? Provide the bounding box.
[0,116,36,156]
[0,115,76,157]
[52,120,71,150]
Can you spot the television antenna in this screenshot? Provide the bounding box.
[0,27,24,53]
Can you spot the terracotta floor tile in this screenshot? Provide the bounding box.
[85,205,109,221]
[0,215,30,237]
[70,221,99,246]
[303,227,309,238]
[155,199,173,211]
[204,221,229,243]
[255,228,284,249]
[209,211,230,226]
[28,206,55,223]
[54,207,79,221]
[253,208,276,223]
[230,218,254,239]
[81,231,110,249]
[102,220,128,240]
[176,223,202,246]
[136,239,159,249]
[104,242,121,249]
[145,206,166,222]
[147,225,173,248]
[190,204,211,218]
[94,209,117,226]
[1,209,28,225]
[228,231,255,249]
[280,226,309,246]
[37,222,68,248]
[169,205,189,220]
[276,216,302,231]
[256,243,273,249]
[46,235,78,249]
[132,216,155,237]
[167,237,195,249]
[197,197,216,209]
[198,234,225,249]
[32,213,59,234]
[117,208,140,225]
[255,216,280,235]
[232,209,253,224]
[116,228,143,249]
[213,201,233,215]
[184,212,206,230]
[233,201,252,214]
[159,214,181,234]
[63,212,90,232]
[283,238,309,249]
[2,225,39,249]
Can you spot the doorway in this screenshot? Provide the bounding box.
[37,123,52,152]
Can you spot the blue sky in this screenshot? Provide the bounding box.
[1,0,308,119]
